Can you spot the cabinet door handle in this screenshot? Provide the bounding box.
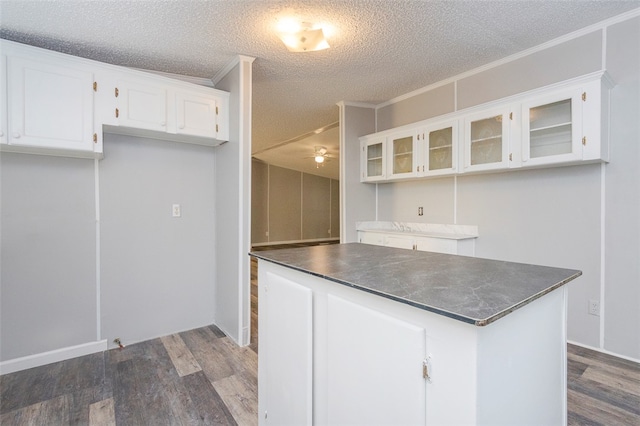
[160,121,166,126]
[179,123,185,129]
[12,132,21,139]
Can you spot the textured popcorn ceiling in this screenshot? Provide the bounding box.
[1,0,638,176]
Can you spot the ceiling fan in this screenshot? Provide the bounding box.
[306,146,332,167]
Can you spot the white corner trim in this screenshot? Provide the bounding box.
[211,55,256,86]
[0,340,108,375]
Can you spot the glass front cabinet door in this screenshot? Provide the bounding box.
[387,129,419,180]
[423,119,458,177]
[360,136,386,182]
[521,78,607,166]
[463,107,512,173]
[521,88,582,166]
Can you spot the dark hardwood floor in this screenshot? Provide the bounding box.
[1,240,638,425]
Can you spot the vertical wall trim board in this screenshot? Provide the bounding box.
[300,172,304,240]
[453,176,458,225]
[602,27,607,71]
[375,184,379,221]
[329,179,332,236]
[94,159,101,341]
[600,163,606,349]
[338,102,347,242]
[267,164,271,243]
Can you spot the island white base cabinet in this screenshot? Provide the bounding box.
[257,260,568,426]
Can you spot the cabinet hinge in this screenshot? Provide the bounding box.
[216,124,219,133]
[509,153,512,161]
[216,106,219,115]
[93,82,97,92]
[582,92,587,102]
[93,133,98,143]
[582,136,587,146]
[115,108,119,118]
[115,87,119,98]
[422,357,431,381]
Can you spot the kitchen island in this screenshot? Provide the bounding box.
[250,243,582,426]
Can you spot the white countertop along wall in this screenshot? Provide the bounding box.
[356,221,478,240]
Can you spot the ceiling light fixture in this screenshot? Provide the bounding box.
[278,21,330,52]
[315,154,325,163]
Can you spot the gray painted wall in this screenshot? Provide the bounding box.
[100,134,216,346]
[1,153,96,360]
[339,103,377,243]
[344,14,640,360]
[251,159,340,244]
[214,58,253,345]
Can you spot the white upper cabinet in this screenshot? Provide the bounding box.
[176,90,227,141]
[387,129,419,180]
[423,119,458,177]
[115,78,168,132]
[5,54,96,155]
[522,76,609,167]
[359,71,610,183]
[360,135,386,182]
[462,106,513,173]
[0,39,230,158]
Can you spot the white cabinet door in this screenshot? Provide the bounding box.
[385,235,415,250]
[387,129,419,180]
[522,87,583,167]
[175,91,218,138]
[358,231,384,246]
[462,106,512,173]
[414,236,458,254]
[327,295,427,426]
[360,135,386,182]
[423,119,459,177]
[7,56,94,151]
[116,79,168,131]
[260,272,313,426]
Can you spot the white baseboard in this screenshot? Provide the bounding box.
[567,340,640,364]
[0,340,108,375]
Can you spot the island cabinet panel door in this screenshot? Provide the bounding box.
[327,294,427,426]
[260,272,313,426]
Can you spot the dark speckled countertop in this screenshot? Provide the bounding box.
[250,243,582,326]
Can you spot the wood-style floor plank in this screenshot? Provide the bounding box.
[89,397,115,426]
[161,333,202,377]
[213,373,258,426]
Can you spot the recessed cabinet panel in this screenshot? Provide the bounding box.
[327,295,426,425]
[522,88,583,166]
[117,80,168,131]
[7,56,94,152]
[261,272,313,425]
[176,92,217,138]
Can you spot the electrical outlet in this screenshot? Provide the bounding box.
[172,204,181,217]
[588,299,600,316]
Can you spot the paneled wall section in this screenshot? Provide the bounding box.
[252,159,339,245]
